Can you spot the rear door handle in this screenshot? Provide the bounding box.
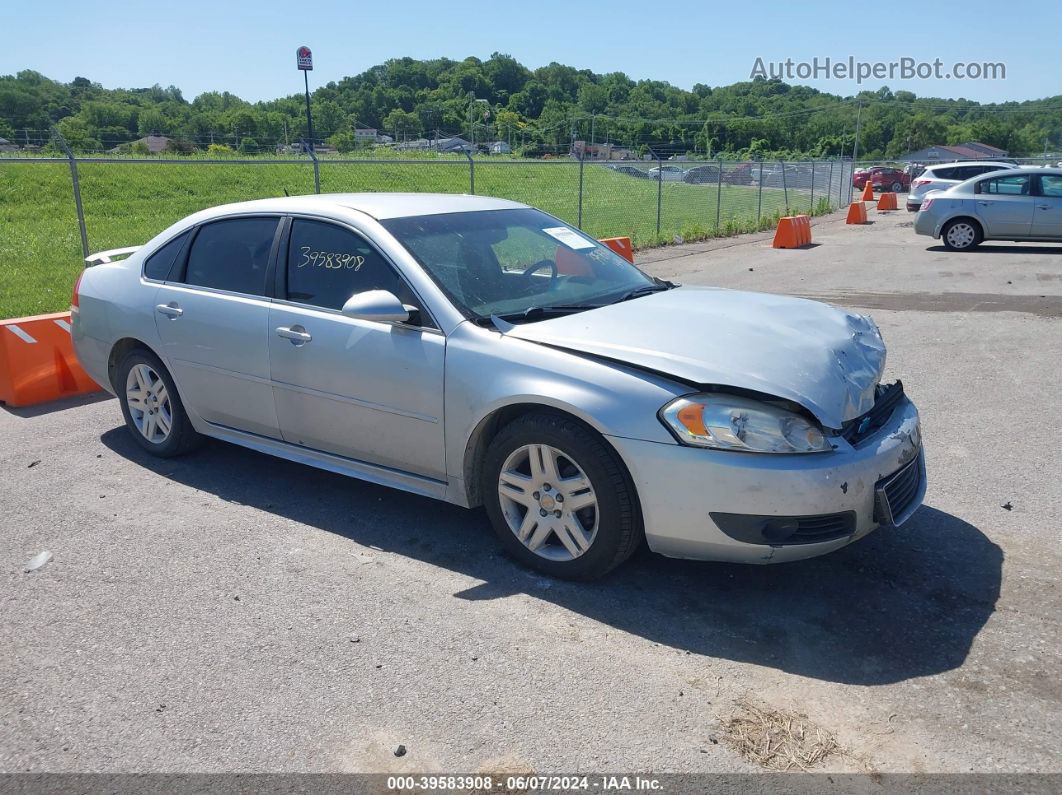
[1038,204,1052,210]
[156,303,183,318]
[977,201,991,206]
[276,325,312,344]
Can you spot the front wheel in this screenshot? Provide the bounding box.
[483,413,642,580]
[117,349,203,457]
[941,219,983,251]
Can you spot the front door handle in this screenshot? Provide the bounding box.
[1038,204,1052,210]
[156,303,183,318]
[977,201,991,206]
[276,325,312,344]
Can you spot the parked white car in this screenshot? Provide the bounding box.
[907,161,1017,212]
[647,165,685,182]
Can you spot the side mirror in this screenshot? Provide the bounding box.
[341,290,414,323]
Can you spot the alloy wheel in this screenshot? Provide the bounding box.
[497,443,598,561]
[125,363,172,444]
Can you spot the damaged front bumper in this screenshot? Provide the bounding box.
[608,395,925,564]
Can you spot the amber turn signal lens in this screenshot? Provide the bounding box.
[676,402,708,437]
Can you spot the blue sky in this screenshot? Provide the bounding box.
[5,0,1059,104]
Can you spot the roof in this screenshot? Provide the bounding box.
[956,141,1007,156]
[187,192,529,222]
[898,141,1009,162]
[945,167,1062,191]
[109,135,172,154]
[923,160,1018,171]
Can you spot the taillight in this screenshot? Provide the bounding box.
[71,271,84,310]
[920,197,934,211]
[913,178,932,187]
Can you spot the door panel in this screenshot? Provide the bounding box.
[268,304,446,479]
[154,286,279,437]
[1032,176,1062,238]
[267,217,446,480]
[153,215,281,438]
[974,174,1034,237]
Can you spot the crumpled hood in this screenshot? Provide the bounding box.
[505,286,886,430]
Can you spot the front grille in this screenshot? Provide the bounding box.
[874,455,923,526]
[841,380,904,446]
[789,512,857,542]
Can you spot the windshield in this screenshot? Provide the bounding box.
[381,208,657,321]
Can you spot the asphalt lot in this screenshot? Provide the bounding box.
[2,207,1060,774]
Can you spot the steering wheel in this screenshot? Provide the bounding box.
[522,259,558,285]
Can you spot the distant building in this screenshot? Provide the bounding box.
[0,137,18,152]
[489,140,512,155]
[571,140,634,160]
[897,141,1008,162]
[354,128,377,143]
[110,135,173,154]
[394,136,471,153]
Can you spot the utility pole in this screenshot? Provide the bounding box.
[468,96,488,154]
[852,99,863,165]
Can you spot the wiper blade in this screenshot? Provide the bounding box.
[610,282,675,303]
[495,304,599,323]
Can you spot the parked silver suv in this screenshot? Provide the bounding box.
[907,161,1017,212]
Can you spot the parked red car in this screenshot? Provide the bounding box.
[852,167,911,192]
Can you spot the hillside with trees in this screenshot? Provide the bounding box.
[2,54,1060,158]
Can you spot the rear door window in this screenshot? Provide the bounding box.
[284,219,416,311]
[143,231,190,281]
[184,217,279,295]
[979,174,1031,195]
[1040,175,1062,197]
[932,167,958,181]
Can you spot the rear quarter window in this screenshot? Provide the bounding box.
[143,232,190,281]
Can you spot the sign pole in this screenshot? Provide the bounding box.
[303,71,315,153]
[296,46,315,153]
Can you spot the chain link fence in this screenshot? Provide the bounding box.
[2,149,857,317]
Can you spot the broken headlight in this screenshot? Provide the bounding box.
[660,393,832,454]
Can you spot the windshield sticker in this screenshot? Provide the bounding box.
[542,226,595,250]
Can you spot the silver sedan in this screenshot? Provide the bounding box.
[914,167,1062,250]
[72,194,925,579]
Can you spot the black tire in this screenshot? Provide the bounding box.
[890,181,903,192]
[116,348,203,457]
[941,218,983,251]
[482,412,642,580]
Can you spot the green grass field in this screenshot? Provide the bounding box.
[0,159,836,319]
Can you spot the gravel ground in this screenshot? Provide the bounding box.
[1,207,1060,775]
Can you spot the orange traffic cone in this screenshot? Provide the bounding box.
[876,192,898,211]
[846,202,868,224]
[861,181,874,201]
[0,312,101,407]
[772,216,813,248]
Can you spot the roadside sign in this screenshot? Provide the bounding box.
[296,46,313,71]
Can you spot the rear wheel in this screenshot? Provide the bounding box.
[890,181,903,192]
[483,413,641,580]
[941,218,983,251]
[117,349,202,457]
